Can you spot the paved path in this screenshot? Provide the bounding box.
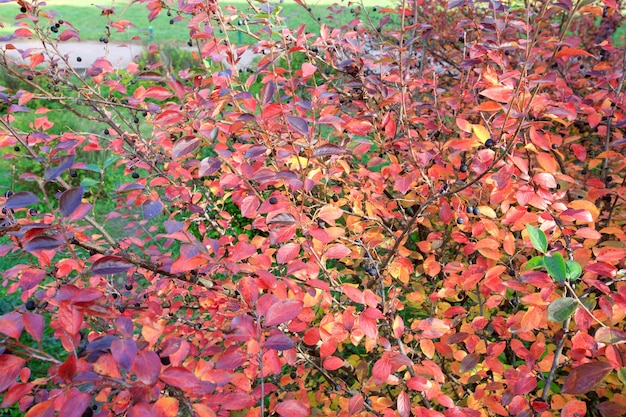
[3,40,259,71]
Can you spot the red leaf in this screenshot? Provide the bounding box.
[143,86,173,101]
[322,356,344,371]
[556,47,594,58]
[265,334,295,351]
[275,400,310,417]
[58,354,77,382]
[58,301,84,336]
[417,318,450,339]
[479,86,514,103]
[0,383,33,408]
[323,244,351,259]
[23,313,44,342]
[0,355,25,393]
[348,394,364,414]
[132,351,161,385]
[397,390,410,417]
[58,389,90,417]
[24,400,55,417]
[59,29,80,41]
[532,173,556,189]
[0,312,24,339]
[264,299,303,327]
[276,243,300,264]
[14,28,33,38]
[513,376,537,395]
[372,355,392,383]
[160,367,200,389]
[561,361,612,394]
[342,284,365,304]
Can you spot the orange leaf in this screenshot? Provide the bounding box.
[153,397,179,417]
[556,47,594,58]
[561,399,587,417]
[423,254,441,277]
[536,152,559,174]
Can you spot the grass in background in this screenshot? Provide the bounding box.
[0,0,397,45]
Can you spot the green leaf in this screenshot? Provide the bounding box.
[565,260,582,281]
[547,297,577,322]
[544,252,567,282]
[524,255,545,271]
[618,368,626,387]
[526,225,548,253]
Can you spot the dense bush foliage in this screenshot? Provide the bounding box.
[1,0,626,416]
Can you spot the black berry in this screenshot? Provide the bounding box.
[551,143,558,149]
[132,172,139,179]
[485,138,494,148]
[125,283,133,290]
[456,217,464,225]
[473,207,480,216]
[118,306,125,313]
[20,6,27,13]
[332,194,339,202]
[509,268,515,277]
[606,176,613,182]
[160,356,171,365]
[169,19,174,24]
[77,57,82,62]
[13,146,20,152]
[58,20,64,24]
[460,164,468,173]
[29,208,37,216]
[27,75,33,81]
[187,40,193,47]
[269,197,278,204]
[290,372,297,379]
[5,190,13,198]
[81,407,93,417]
[51,26,58,33]
[70,170,77,177]
[103,128,109,135]
[133,117,139,124]
[25,300,36,310]
[466,206,473,214]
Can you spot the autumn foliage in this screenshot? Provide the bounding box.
[1,0,626,416]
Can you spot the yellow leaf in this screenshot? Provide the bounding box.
[473,124,490,143]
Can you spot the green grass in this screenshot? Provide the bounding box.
[0,0,396,45]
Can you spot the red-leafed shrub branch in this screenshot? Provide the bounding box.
[0,0,625,416]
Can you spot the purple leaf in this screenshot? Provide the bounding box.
[44,154,75,181]
[265,333,295,351]
[142,199,162,219]
[92,256,133,275]
[286,116,308,135]
[172,136,201,159]
[24,236,62,252]
[313,144,347,157]
[262,80,276,105]
[59,186,84,217]
[199,157,221,177]
[5,191,39,209]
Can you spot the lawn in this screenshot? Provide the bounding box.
[0,0,397,45]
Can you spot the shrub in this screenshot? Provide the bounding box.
[0,1,625,416]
